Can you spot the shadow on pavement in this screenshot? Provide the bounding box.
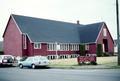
[0,65,15,68]
[33,66,51,69]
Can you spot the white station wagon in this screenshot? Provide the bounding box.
[18,56,49,69]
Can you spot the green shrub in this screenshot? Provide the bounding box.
[79,44,85,56]
[0,51,4,55]
[103,52,109,57]
[97,44,103,57]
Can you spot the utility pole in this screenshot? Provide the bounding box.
[116,0,120,65]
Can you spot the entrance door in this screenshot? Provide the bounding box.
[103,39,108,52]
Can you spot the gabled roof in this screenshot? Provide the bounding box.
[11,14,104,43]
[79,22,103,43]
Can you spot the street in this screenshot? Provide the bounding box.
[0,67,120,81]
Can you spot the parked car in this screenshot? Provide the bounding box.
[18,56,49,69]
[0,55,15,66]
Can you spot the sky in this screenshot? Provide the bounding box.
[0,0,119,41]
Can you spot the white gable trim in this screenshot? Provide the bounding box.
[11,15,22,35]
[95,23,104,43]
[26,34,33,43]
[12,15,33,43]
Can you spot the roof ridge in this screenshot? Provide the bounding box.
[11,14,81,26]
[85,22,104,26]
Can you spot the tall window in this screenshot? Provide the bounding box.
[71,44,79,51]
[23,34,27,49]
[103,28,107,37]
[60,44,69,51]
[47,43,80,51]
[47,43,56,51]
[34,43,41,49]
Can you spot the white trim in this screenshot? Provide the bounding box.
[26,34,33,43]
[102,44,105,52]
[34,42,41,49]
[47,43,81,51]
[11,15,33,43]
[95,23,104,43]
[22,33,27,49]
[11,15,22,35]
[85,44,89,50]
[47,43,56,51]
[70,44,80,51]
[60,43,70,51]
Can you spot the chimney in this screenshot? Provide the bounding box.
[77,20,80,25]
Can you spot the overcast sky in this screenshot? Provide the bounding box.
[0,0,119,41]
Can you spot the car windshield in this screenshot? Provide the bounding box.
[20,57,28,61]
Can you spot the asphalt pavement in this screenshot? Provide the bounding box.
[0,67,120,81]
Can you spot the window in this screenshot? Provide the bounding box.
[23,34,27,49]
[47,43,80,51]
[103,28,107,37]
[71,44,79,51]
[85,44,89,50]
[47,43,56,51]
[60,44,69,51]
[34,43,41,49]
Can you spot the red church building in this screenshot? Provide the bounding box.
[3,14,114,59]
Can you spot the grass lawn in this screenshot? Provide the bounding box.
[97,56,117,65]
[49,56,120,69]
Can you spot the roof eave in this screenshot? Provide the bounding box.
[2,15,11,38]
[95,22,104,43]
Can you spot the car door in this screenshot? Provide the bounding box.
[22,57,33,66]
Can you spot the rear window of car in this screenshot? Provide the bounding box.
[26,57,34,61]
[40,57,47,60]
[20,57,28,61]
[4,56,13,60]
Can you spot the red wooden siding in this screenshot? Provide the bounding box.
[22,40,80,56]
[22,35,33,56]
[33,43,48,56]
[26,43,80,56]
[88,43,97,54]
[96,23,114,53]
[3,17,23,56]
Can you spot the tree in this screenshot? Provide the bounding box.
[79,44,85,56]
[97,44,103,57]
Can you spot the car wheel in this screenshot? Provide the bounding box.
[31,64,35,69]
[19,64,23,68]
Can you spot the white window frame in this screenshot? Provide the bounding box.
[71,44,74,51]
[85,44,89,50]
[103,28,107,37]
[70,44,80,51]
[60,43,69,51]
[23,34,27,49]
[34,42,41,49]
[60,44,63,51]
[47,43,56,51]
